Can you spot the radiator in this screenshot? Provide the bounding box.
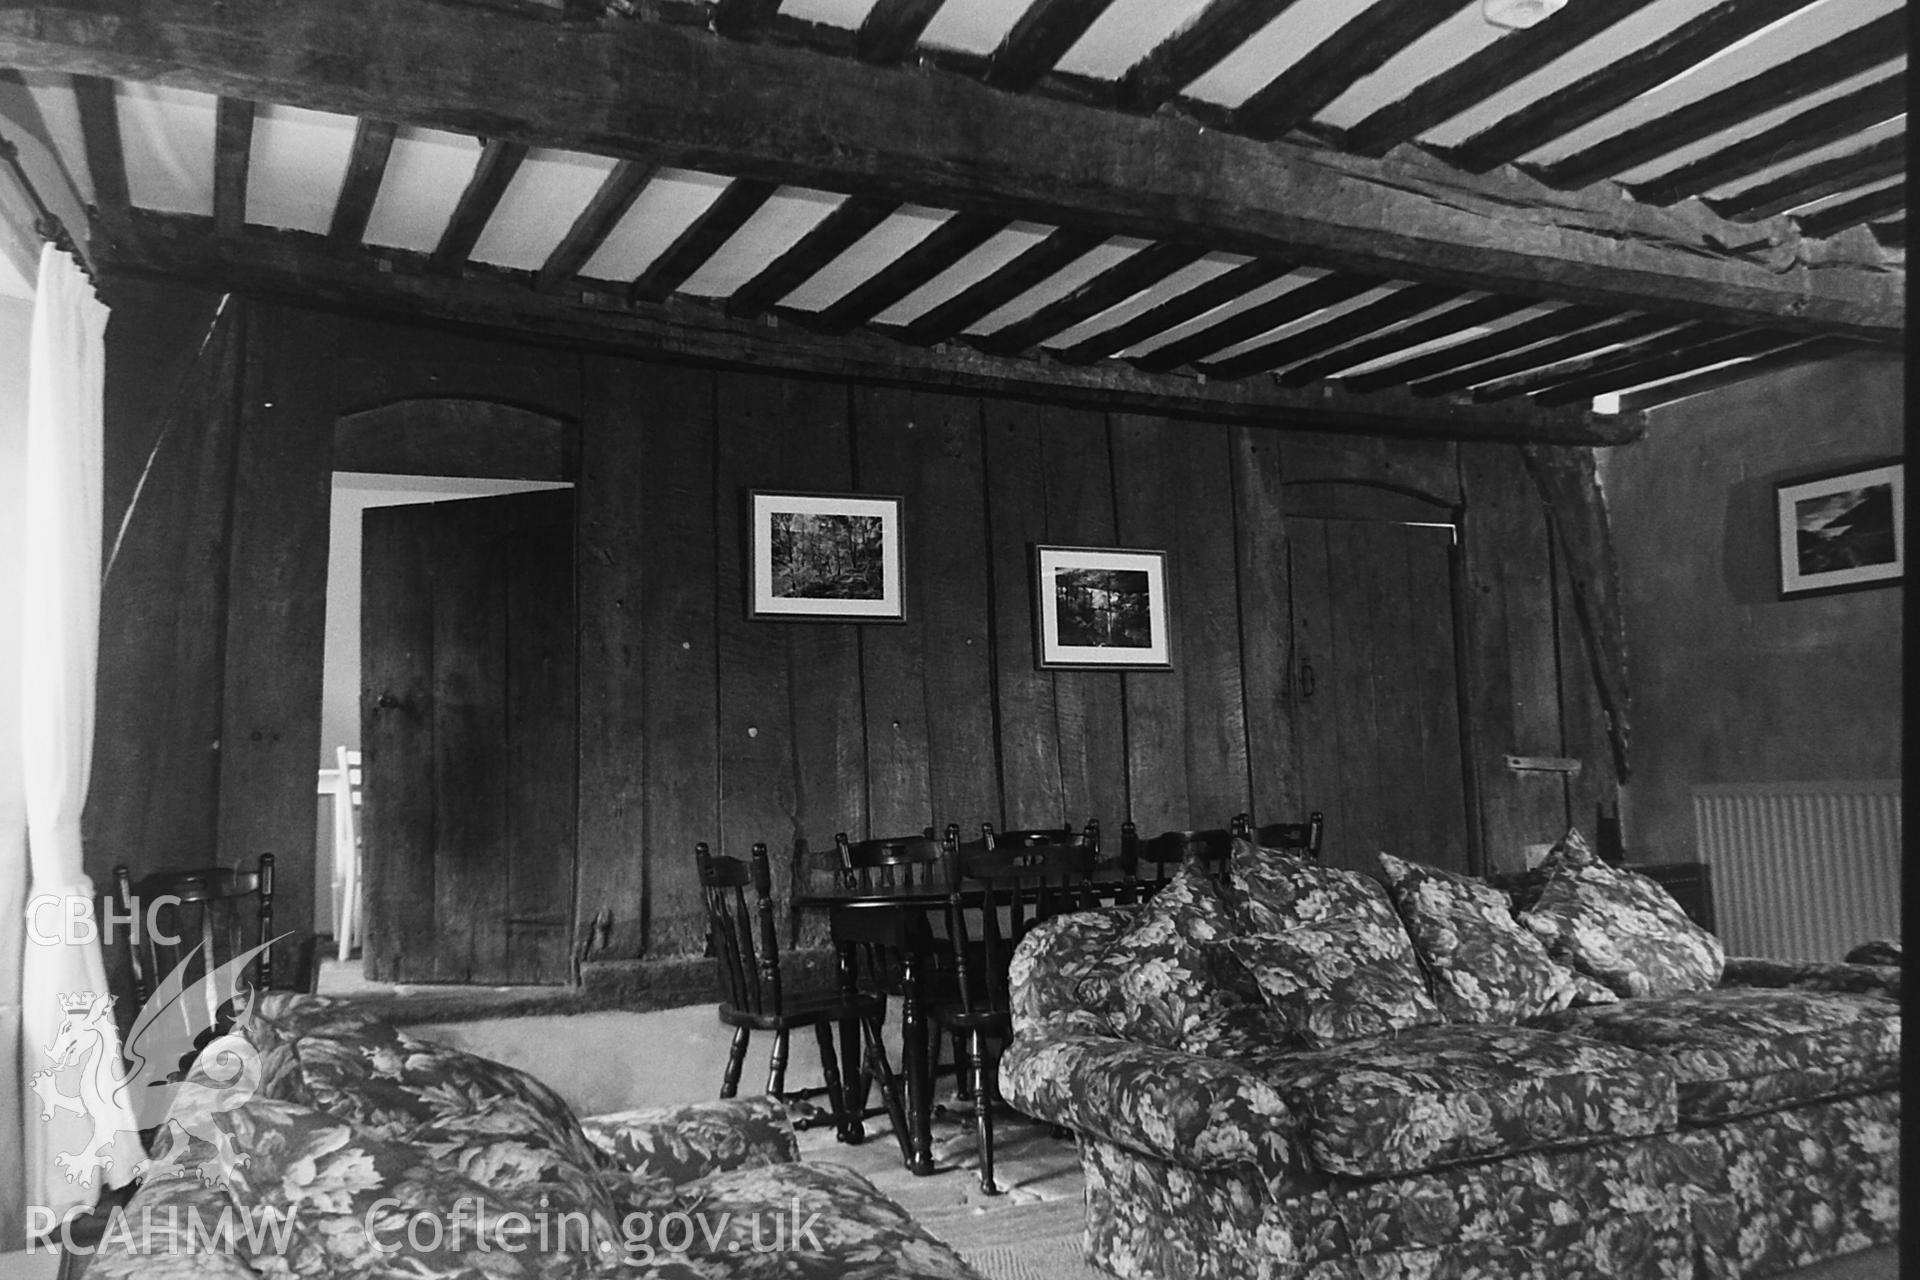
[1691,781,1902,962]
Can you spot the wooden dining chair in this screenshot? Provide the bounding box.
[1232,811,1326,860]
[112,854,318,1074]
[698,841,910,1156]
[937,834,1095,1193]
[1118,823,1233,900]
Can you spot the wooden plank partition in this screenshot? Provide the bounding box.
[86,286,1624,971]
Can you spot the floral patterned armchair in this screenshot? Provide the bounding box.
[88,993,984,1280]
[998,837,1900,1280]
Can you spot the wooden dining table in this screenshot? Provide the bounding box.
[792,863,1135,1176]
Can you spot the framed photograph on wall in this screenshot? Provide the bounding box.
[1032,545,1172,670]
[1775,460,1904,599]
[748,490,905,621]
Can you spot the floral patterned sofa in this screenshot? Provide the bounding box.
[89,993,984,1280]
[999,832,1901,1280]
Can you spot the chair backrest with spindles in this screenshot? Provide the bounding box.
[1232,811,1326,860]
[697,841,786,1018]
[946,835,1096,1017]
[834,829,949,894]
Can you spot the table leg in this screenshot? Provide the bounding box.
[899,947,936,1175]
[834,942,867,1143]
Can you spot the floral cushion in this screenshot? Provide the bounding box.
[1489,826,1599,914]
[1077,866,1280,1057]
[1235,1023,1677,1178]
[1517,859,1726,998]
[1528,987,1902,1123]
[1376,852,1590,1024]
[1225,842,1442,1047]
[581,1094,797,1190]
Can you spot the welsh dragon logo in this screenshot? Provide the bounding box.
[32,939,279,1190]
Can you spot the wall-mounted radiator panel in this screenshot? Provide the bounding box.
[1692,781,1901,961]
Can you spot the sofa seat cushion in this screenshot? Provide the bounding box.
[658,1161,983,1278]
[1527,988,1902,1123]
[1236,1023,1677,1177]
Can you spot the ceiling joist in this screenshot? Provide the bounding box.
[0,0,1896,345]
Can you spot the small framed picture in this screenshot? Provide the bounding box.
[748,490,905,622]
[1033,545,1172,670]
[1774,460,1904,600]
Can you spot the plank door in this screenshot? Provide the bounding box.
[360,489,577,984]
[1283,516,1472,874]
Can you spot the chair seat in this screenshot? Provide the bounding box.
[717,988,889,1031]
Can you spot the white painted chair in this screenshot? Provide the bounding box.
[330,746,364,963]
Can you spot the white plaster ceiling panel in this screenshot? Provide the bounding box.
[1518,0,1901,166]
[1317,4,1498,131]
[1042,252,1245,349]
[1053,0,1214,81]
[677,186,844,297]
[1202,283,1414,363]
[1418,0,1726,148]
[361,126,481,253]
[117,82,215,217]
[780,0,882,28]
[18,73,93,205]
[968,237,1142,335]
[1615,64,1905,186]
[778,206,950,311]
[874,223,1052,325]
[578,168,728,281]
[1325,298,1552,378]
[1182,0,1368,109]
[471,148,620,271]
[247,104,357,234]
[918,0,1032,55]
[1701,115,1907,202]
[1120,267,1331,357]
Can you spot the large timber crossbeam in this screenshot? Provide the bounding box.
[0,0,1903,347]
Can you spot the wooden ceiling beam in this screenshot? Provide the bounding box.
[970,240,1208,356]
[1340,0,1663,158]
[1056,258,1294,364]
[1288,294,1537,389]
[1615,336,1860,412]
[795,212,1007,335]
[1231,0,1461,142]
[725,195,895,318]
[1131,272,1377,373]
[329,118,398,244]
[1336,301,1614,392]
[1797,184,1905,240]
[91,209,1642,444]
[431,138,527,275]
[212,95,254,238]
[630,177,776,303]
[1410,313,1674,397]
[1536,13,1906,191]
[1624,73,1906,208]
[855,0,945,65]
[1197,282,1462,379]
[984,0,1118,94]
[537,158,656,292]
[1708,136,1905,223]
[1531,329,1804,406]
[1474,322,1731,402]
[1445,0,1824,175]
[893,227,1105,346]
[0,0,1899,341]
[1114,0,1303,114]
[70,74,128,222]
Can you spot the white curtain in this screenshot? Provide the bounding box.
[16,243,141,1220]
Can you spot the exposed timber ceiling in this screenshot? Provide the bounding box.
[0,0,1906,444]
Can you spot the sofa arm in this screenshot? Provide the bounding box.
[1720,956,1901,1000]
[999,1031,1306,1181]
[580,1095,798,1186]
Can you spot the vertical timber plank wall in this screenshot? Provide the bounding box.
[91,287,1619,966]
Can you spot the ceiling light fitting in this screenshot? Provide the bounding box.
[1483,0,1566,30]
